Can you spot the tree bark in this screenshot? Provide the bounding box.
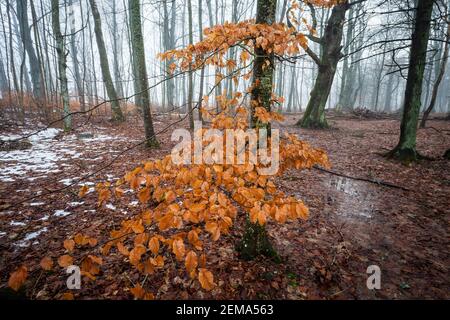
[187,0,195,129]
[68,0,85,111]
[88,0,124,121]
[238,0,280,262]
[387,0,434,162]
[297,1,349,128]
[420,23,450,128]
[129,0,159,147]
[51,0,71,132]
[16,0,44,101]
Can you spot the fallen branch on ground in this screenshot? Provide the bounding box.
[313,165,410,191]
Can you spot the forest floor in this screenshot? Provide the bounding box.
[0,112,449,300]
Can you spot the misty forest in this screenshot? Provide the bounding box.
[0,0,449,300]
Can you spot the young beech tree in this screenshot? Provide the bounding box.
[8,0,337,298]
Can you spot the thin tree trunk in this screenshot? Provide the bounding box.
[17,0,44,102]
[197,0,205,123]
[68,0,85,111]
[187,0,194,129]
[129,0,158,147]
[51,0,71,132]
[238,0,279,262]
[420,23,450,127]
[88,0,124,121]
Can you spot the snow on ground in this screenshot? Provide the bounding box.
[10,220,27,226]
[53,210,71,217]
[0,127,130,182]
[15,227,48,247]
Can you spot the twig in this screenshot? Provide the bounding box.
[313,165,410,191]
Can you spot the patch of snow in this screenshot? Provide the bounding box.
[129,201,139,206]
[15,227,48,247]
[68,201,84,206]
[29,202,45,206]
[0,231,6,237]
[28,128,60,142]
[39,215,49,221]
[105,203,116,210]
[10,221,27,226]
[53,210,71,217]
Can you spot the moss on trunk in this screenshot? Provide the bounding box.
[388,0,434,162]
[237,219,281,262]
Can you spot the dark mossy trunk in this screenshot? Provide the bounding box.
[387,0,434,162]
[299,64,335,128]
[239,0,278,261]
[297,1,349,128]
[237,219,281,262]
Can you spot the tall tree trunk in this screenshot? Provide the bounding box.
[297,1,349,128]
[197,0,205,123]
[16,0,44,102]
[88,0,124,121]
[187,0,195,129]
[238,0,279,262]
[51,0,71,132]
[420,23,450,127]
[388,0,434,162]
[68,0,85,111]
[129,0,159,147]
[111,0,124,100]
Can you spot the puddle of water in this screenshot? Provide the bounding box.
[327,177,375,219]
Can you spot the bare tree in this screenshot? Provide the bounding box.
[51,0,71,131]
[129,0,159,147]
[88,0,124,121]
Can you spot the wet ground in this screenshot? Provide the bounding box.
[0,114,449,299]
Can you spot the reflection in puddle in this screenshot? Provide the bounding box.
[328,177,375,218]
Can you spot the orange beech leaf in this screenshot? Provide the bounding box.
[114,187,125,198]
[205,221,220,241]
[64,239,75,252]
[189,202,206,213]
[131,220,145,234]
[138,187,151,204]
[8,266,27,291]
[40,257,53,271]
[172,238,185,261]
[129,244,146,265]
[61,292,74,300]
[148,236,160,255]
[88,237,98,247]
[117,242,130,256]
[185,251,198,278]
[198,268,215,291]
[58,255,73,268]
[88,255,103,265]
[130,284,145,299]
[79,185,89,197]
